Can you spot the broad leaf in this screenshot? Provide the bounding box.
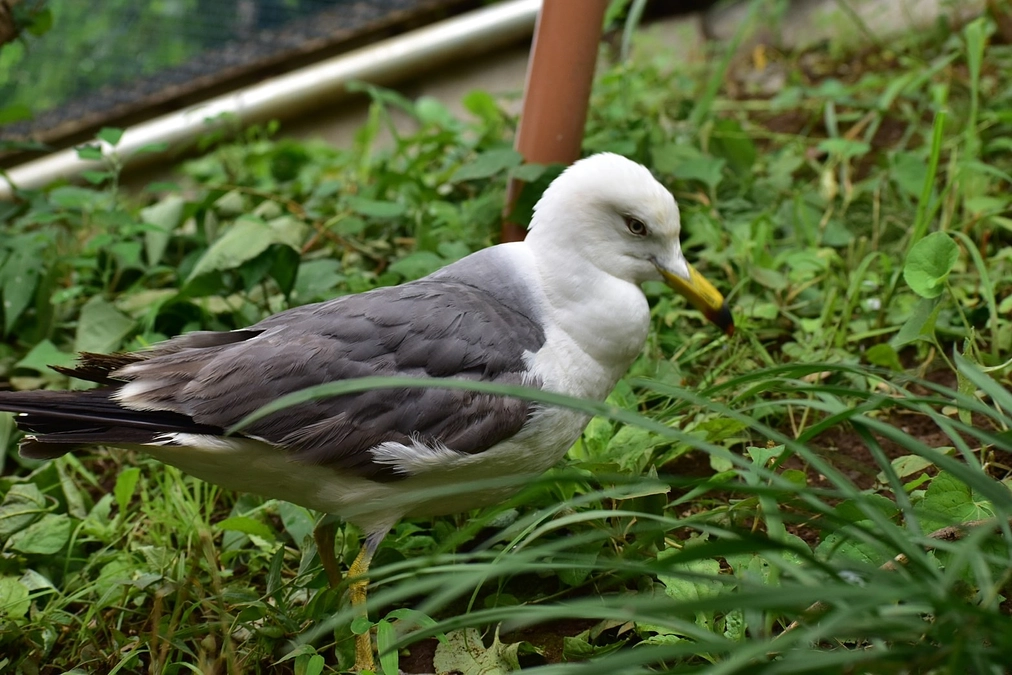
[921,471,996,531]
[8,513,72,555]
[0,250,40,336]
[188,217,284,280]
[0,484,48,538]
[451,149,523,182]
[97,127,124,147]
[891,297,942,347]
[113,467,141,516]
[388,251,445,280]
[346,196,405,219]
[217,516,276,541]
[140,195,185,267]
[0,576,30,620]
[903,231,958,298]
[652,143,725,189]
[75,296,135,355]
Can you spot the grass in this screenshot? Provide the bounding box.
[2,3,1012,673]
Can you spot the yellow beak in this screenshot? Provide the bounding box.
[657,263,735,336]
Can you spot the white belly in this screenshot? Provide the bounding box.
[144,402,590,535]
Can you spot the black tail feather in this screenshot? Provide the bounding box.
[0,388,225,459]
[49,351,143,385]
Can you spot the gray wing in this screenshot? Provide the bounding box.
[113,278,546,479]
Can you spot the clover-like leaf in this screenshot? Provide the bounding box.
[903,231,958,298]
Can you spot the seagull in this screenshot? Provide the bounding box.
[0,152,733,670]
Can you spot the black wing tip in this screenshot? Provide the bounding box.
[18,438,76,461]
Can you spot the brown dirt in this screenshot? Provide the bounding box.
[502,618,599,666]
[398,637,439,674]
[662,367,1012,550]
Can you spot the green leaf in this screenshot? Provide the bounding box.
[140,195,185,267]
[277,644,320,667]
[750,266,788,291]
[292,259,344,303]
[656,547,723,603]
[652,143,725,189]
[864,343,903,371]
[462,89,503,126]
[213,190,247,216]
[376,619,399,675]
[815,520,886,566]
[8,513,72,555]
[113,467,141,516]
[921,471,995,530]
[451,149,523,182]
[49,185,105,210]
[0,576,30,620]
[97,127,124,147]
[891,297,942,348]
[0,103,32,124]
[81,170,114,185]
[335,215,366,237]
[216,516,276,541]
[26,7,53,36]
[0,251,40,335]
[346,196,406,219]
[879,455,935,484]
[821,218,854,247]
[956,340,977,425]
[296,653,324,675]
[746,444,786,470]
[269,245,301,297]
[0,483,48,538]
[415,96,458,129]
[562,631,627,659]
[891,152,929,198]
[14,339,77,376]
[710,118,756,174]
[0,413,13,473]
[75,145,105,161]
[556,550,599,587]
[277,502,315,550]
[387,251,445,281]
[511,163,546,183]
[56,461,88,519]
[903,231,958,298]
[75,296,136,355]
[723,608,747,642]
[817,138,870,159]
[188,217,280,280]
[267,215,309,250]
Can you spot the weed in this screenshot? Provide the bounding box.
[1,4,1011,673]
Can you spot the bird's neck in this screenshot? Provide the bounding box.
[523,237,651,380]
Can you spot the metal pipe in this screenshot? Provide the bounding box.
[0,0,541,200]
[501,0,608,242]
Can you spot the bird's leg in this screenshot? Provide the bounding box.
[350,528,388,673]
[313,517,343,589]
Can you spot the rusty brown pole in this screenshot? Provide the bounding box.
[501,0,610,242]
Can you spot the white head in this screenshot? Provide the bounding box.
[526,153,733,334]
[527,153,689,285]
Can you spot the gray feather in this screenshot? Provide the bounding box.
[113,250,546,478]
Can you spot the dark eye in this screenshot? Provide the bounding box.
[624,216,648,237]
